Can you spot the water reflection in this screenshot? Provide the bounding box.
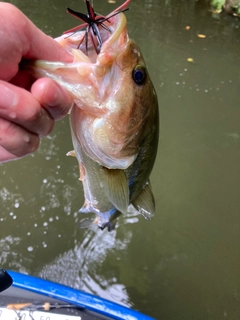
[37,206,143,308]
[38,226,133,307]
[0,236,29,273]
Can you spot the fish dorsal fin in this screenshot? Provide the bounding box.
[132,181,155,220]
[102,167,129,213]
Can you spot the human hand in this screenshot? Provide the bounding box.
[0,3,73,163]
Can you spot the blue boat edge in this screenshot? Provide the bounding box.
[6,270,156,320]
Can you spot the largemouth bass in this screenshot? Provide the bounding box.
[28,2,159,231]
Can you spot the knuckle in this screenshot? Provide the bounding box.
[0,118,18,136]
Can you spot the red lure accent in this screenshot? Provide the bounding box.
[64,0,130,54]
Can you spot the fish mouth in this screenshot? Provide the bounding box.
[65,13,128,66]
[97,12,128,63]
[29,13,128,81]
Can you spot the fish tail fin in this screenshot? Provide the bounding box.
[78,216,117,232]
[99,219,117,232]
[78,205,121,231]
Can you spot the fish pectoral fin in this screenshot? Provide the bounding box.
[102,167,129,213]
[132,180,155,220]
[66,150,76,157]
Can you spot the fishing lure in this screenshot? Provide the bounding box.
[64,0,131,54]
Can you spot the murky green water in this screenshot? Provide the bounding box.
[1,0,240,319]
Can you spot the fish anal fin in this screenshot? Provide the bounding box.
[132,180,155,220]
[102,167,129,213]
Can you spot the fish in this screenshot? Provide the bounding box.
[27,0,159,231]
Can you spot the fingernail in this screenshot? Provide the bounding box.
[0,83,18,108]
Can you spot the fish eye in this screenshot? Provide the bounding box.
[132,65,146,85]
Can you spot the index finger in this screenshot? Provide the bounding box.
[0,3,72,80]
